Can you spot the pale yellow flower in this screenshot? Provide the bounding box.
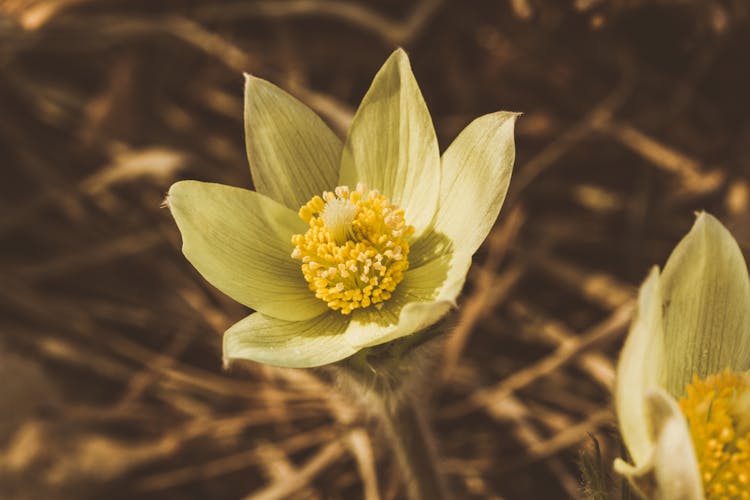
[615,213,750,499]
[167,49,517,368]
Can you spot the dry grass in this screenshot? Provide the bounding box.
[1,0,749,498]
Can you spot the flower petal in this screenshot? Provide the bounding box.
[615,267,665,467]
[435,112,518,256]
[614,389,703,500]
[167,180,328,321]
[223,311,356,368]
[648,391,703,500]
[660,212,750,396]
[244,75,342,210]
[344,299,454,350]
[404,244,472,306]
[339,48,440,237]
[341,247,471,350]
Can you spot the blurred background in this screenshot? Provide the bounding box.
[1,0,749,498]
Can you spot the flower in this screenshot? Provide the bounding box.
[614,213,750,499]
[166,49,517,368]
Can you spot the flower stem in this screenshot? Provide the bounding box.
[375,395,450,500]
[329,327,453,500]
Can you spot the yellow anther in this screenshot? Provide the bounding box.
[679,370,750,499]
[291,185,414,315]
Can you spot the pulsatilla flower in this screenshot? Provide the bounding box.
[615,213,750,499]
[167,49,517,368]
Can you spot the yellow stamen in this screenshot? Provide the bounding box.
[291,184,414,315]
[679,370,750,499]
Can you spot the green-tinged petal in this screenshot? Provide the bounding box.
[404,243,472,306]
[647,389,703,500]
[341,243,471,350]
[344,299,454,350]
[339,49,440,237]
[244,75,342,210]
[435,112,518,256]
[223,311,356,368]
[407,226,455,269]
[615,268,665,467]
[615,389,703,500]
[168,181,328,321]
[660,212,750,396]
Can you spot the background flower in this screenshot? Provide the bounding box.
[615,213,750,499]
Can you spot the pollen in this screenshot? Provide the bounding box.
[291,184,414,315]
[679,370,750,500]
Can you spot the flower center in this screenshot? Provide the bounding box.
[678,370,750,499]
[291,184,414,315]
